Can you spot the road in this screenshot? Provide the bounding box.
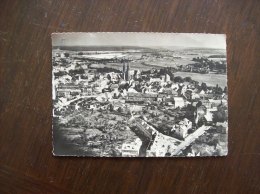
[171,125,211,156]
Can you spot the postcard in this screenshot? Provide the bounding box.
[52,32,228,157]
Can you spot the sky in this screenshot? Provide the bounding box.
[52,33,226,49]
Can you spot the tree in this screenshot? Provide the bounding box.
[197,116,207,127]
[174,76,183,83]
[215,86,223,95]
[109,104,114,112]
[224,86,228,94]
[184,77,192,82]
[201,82,207,91]
[69,68,84,75]
[212,106,227,123]
[185,104,196,122]
[54,71,67,77]
[113,93,118,99]
[196,101,203,108]
[107,74,111,80]
[117,107,123,113]
[64,52,69,58]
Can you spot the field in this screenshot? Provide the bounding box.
[174,72,227,88]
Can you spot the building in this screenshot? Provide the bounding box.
[160,74,171,82]
[109,72,120,83]
[56,85,81,99]
[60,52,66,58]
[82,88,93,96]
[157,94,167,102]
[199,89,206,96]
[130,105,145,112]
[148,133,168,157]
[174,97,185,108]
[126,92,158,103]
[122,62,130,81]
[201,99,212,109]
[110,83,119,90]
[172,118,192,139]
[204,110,213,123]
[209,99,227,107]
[150,78,162,83]
[86,69,97,81]
[133,69,141,80]
[162,88,178,95]
[121,139,142,157]
[191,93,200,100]
[164,74,171,82]
[75,75,89,85]
[216,121,228,133]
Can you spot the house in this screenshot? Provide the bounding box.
[165,97,175,106]
[56,85,81,99]
[150,78,162,83]
[201,99,212,109]
[199,89,206,96]
[187,84,196,90]
[174,97,185,108]
[222,94,228,100]
[162,88,172,94]
[209,99,227,107]
[130,105,144,112]
[126,92,158,103]
[157,94,167,102]
[89,104,97,110]
[121,138,142,157]
[172,118,192,139]
[164,74,171,82]
[192,93,200,100]
[171,83,179,91]
[147,133,169,157]
[111,72,120,82]
[216,121,228,133]
[110,84,119,90]
[196,105,207,115]
[82,88,93,96]
[171,90,179,96]
[216,121,228,128]
[204,110,213,123]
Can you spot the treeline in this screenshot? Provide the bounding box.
[208,55,226,58]
[95,67,121,73]
[191,57,226,72]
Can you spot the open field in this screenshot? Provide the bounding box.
[174,71,227,88]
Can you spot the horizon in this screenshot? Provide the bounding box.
[53,45,226,50]
[52,33,226,49]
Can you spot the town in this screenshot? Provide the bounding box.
[52,47,228,157]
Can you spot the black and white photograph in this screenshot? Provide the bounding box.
[52,33,228,157]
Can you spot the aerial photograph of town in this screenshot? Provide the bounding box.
[52,33,228,157]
